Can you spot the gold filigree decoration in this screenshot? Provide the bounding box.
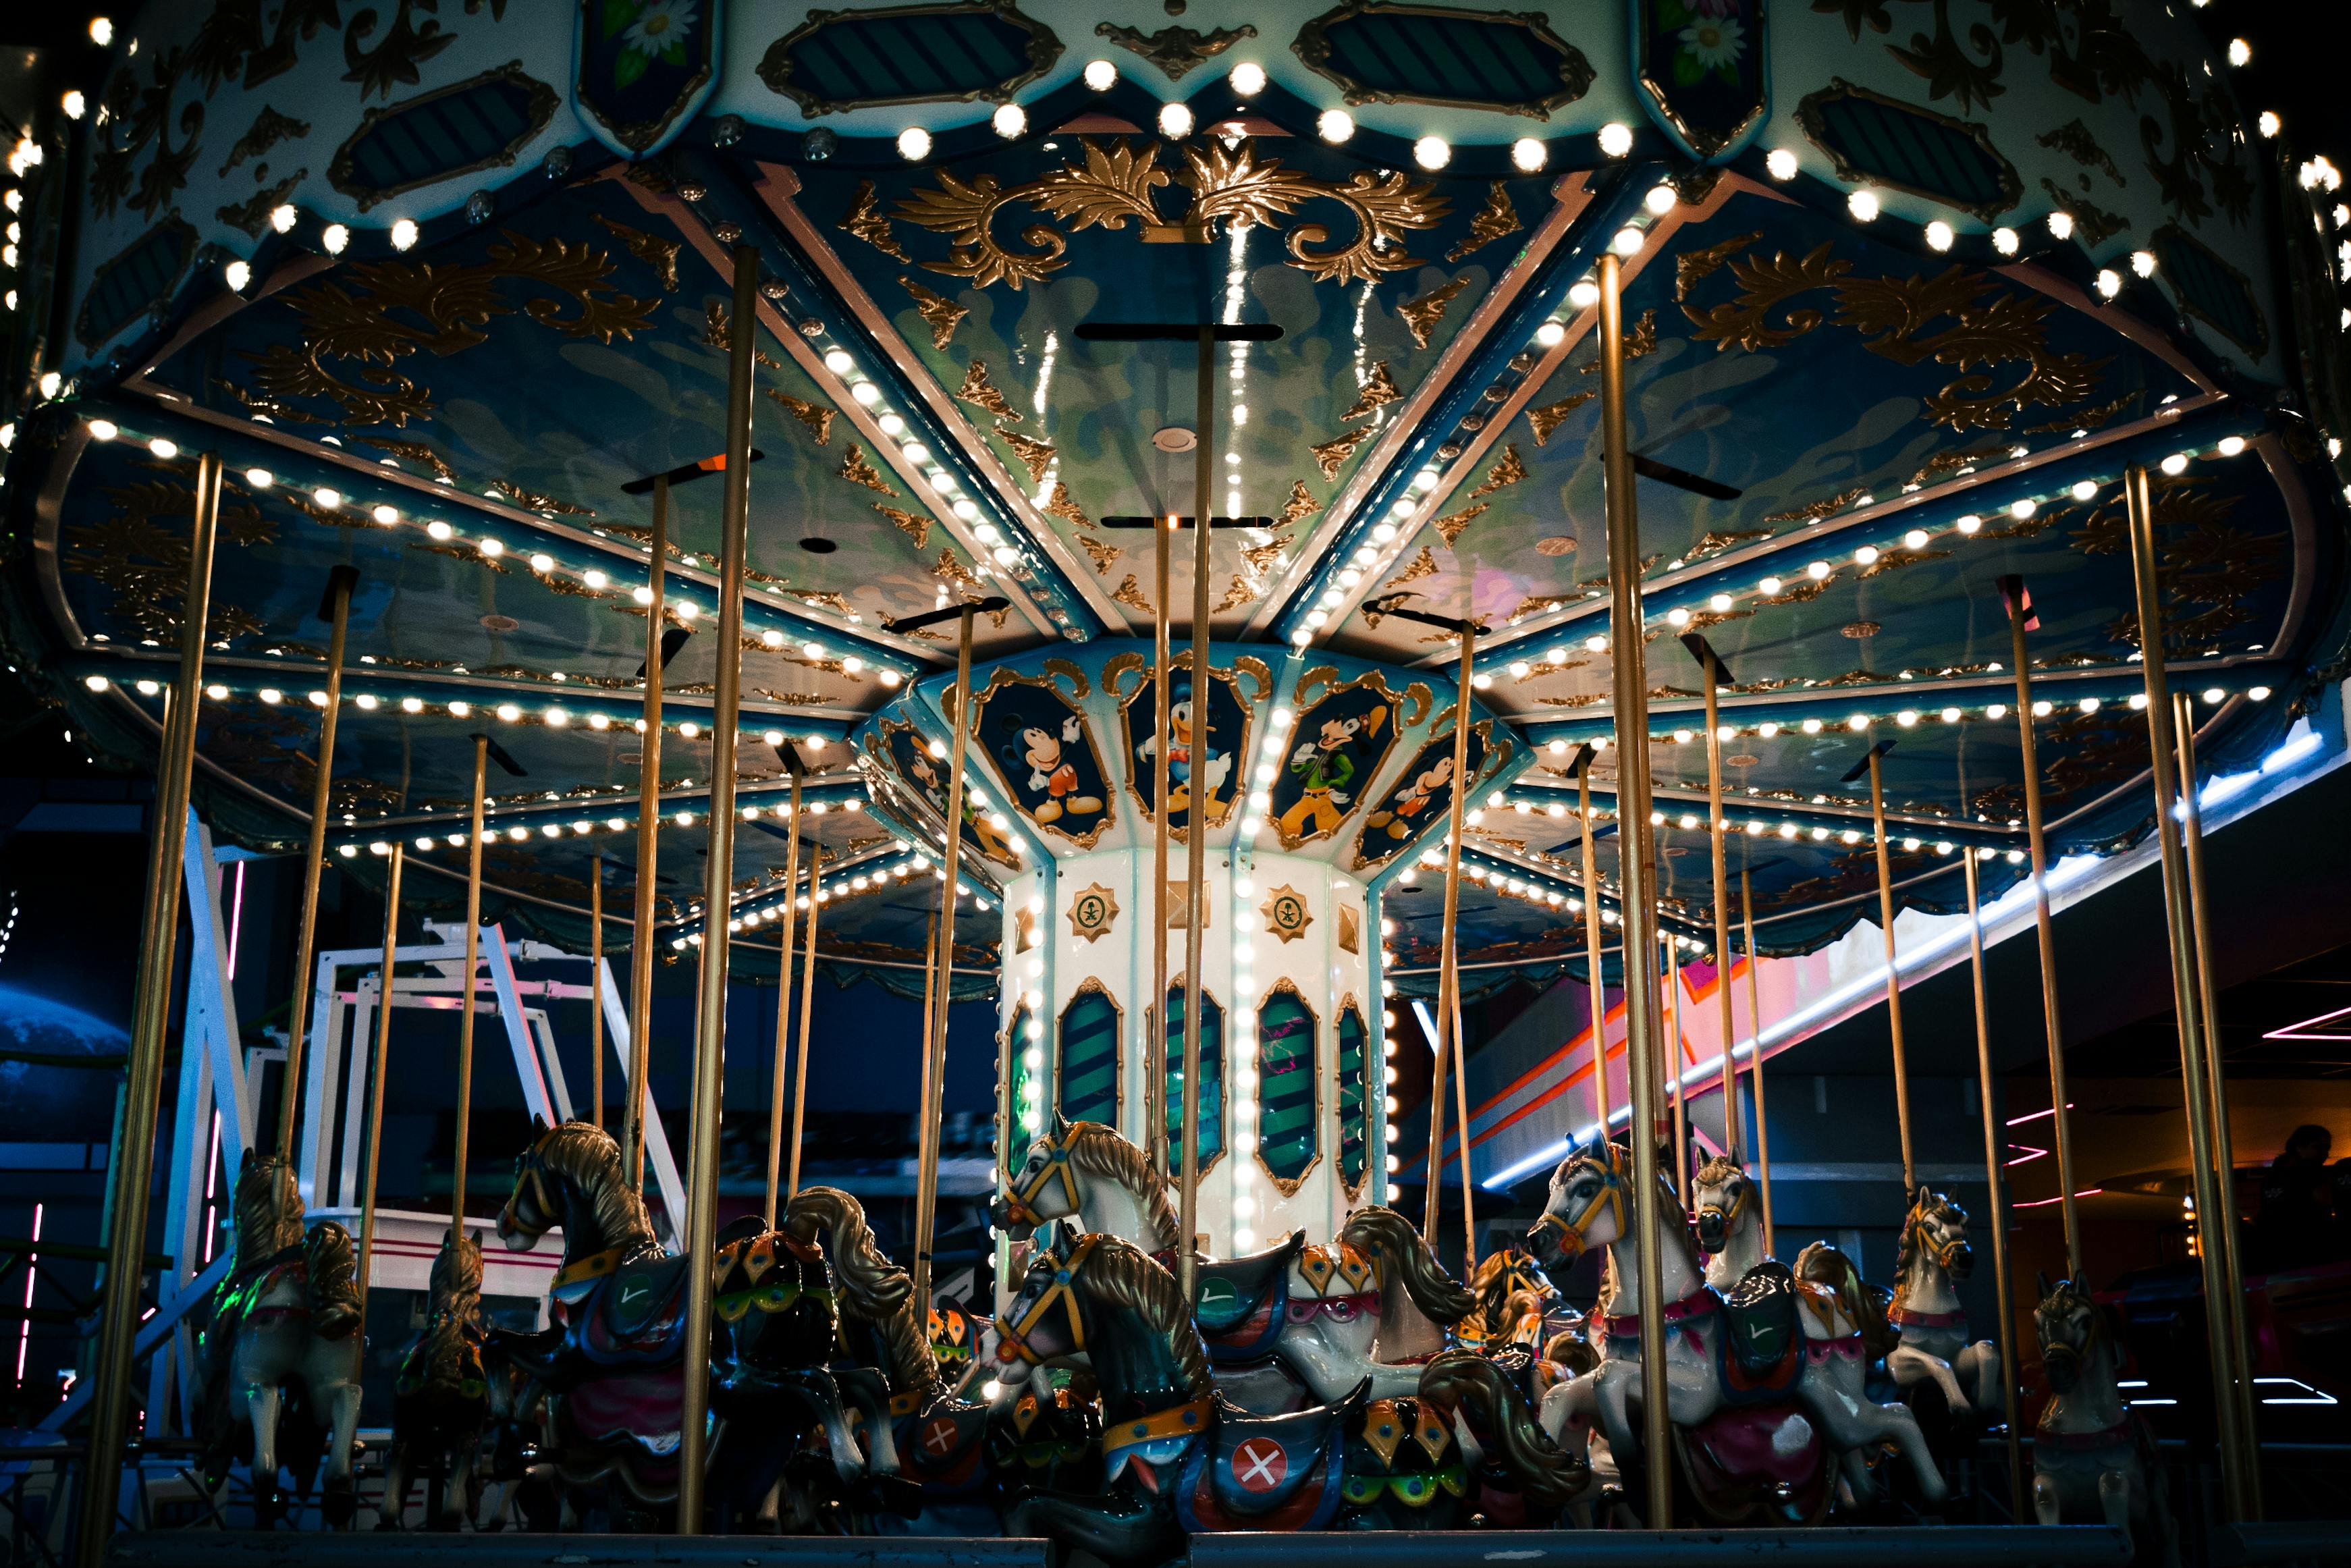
[489,478,594,516]
[840,180,909,261]
[1310,425,1373,481]
[1387,545,1438,586]
[1111,574,1156,615]
[1684,527,1775,564]
[411,538,511,574]
[765,387,835,445]
[1215,574,1259,611]
[699,301,787,372]
[996,426,1056,483]
[1432,502,1488,545]
[1240,536,1288,575]
[1762,487,1868,526]
[2073,477,2284,655]
[352,435,453,482]
[1041,481,1089,526]
[1508,594,1569,622]
[1676,229,1764,302]
[838,446,896,497]
[63,468,273,644]
[1278,480,1321,527]
[892,137,1447,293]
[1463,443,1526,502]
[1908,438,2014,487]
[590,213,679,291]
[897,275,967,349]
[1397,277,1467,348]
[238,229,657,427]
[1446,182,1521,263]
[1527,389,1594,445]
[934,550,979,590]
[954,360,1023,423]
[1341,361,1400,422]
[1075,534,1122,572]
[1862,547,1950,578]
[2023,389,2142,436]
[1577,309,1656,374]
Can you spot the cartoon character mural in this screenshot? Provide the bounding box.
[969,659,1116,849]
[1106,651,1271,838]
[870,716,1022,869]
[1267,668,1428,850]
[1355,718,1497,870]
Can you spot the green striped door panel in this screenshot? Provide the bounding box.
[1160,987,1225,1172]
[1057,983,1120,1128]
[1256,985,1320,1187]
[1337,1002,1368,1193]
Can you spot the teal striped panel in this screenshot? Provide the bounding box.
[1161,988,1224,1171]
[1336,1004,1368,1190]
[1058,988,1119,1127]
[1257,991,1318,1183]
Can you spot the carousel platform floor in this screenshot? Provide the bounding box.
[103,1525,2140,1568]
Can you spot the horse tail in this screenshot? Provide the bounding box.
[1417,1348,1588,1509]
[304,1220,364,1341]
[1340,1206,1475,1324]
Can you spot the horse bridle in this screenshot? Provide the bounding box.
[502,1137,562,1238]
[995,1233,1101,1366]
[1696,1178,1750,1232]
[1532,1147,1626,1255]
[1909,1200,1966,1271]
[998,1133,1084,1228]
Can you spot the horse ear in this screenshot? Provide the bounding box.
[532,1113,549,1136]
[1051,1108,1071,1139]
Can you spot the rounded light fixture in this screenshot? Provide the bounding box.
[1317,108,1355,144]
[1411,136,1450,171]
[1230,61,1266,96]
[1847,188,1879,221]
[992,102,1026,139]
[1924,220,1953,252]
[896,126,931,161]
[1764,147,1798,180]
[1597,122,1633,157]
[1158,101,1195,139]
[1083,59,1116,90]
[1511,137,1546,172]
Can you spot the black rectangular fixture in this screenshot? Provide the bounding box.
[318,564,361,621]
[1839,738,1897,785]
[620,449,766,495]
[888,595,1012,633]
[1997,573,2041,632]
[1095,516,1273,530]
[475,734,528,777]
[636,626,693,678]
[1633,454,1740,500]
[1679,632,1733,687]
[1075,322,1284,342]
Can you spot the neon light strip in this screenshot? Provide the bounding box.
[16,1202,40,1384]
[2263,1004,2351,1043]
[225,860,245,981]
[2014,1187,2103,1208]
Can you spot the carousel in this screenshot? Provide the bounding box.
[3,0,2344,1560]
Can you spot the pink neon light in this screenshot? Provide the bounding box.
[2015,1187,2103,1208]
[2005,1103,2075,1127]
[2005,1143,2049,1168]
[17,1202,41,1384]
[202,1111,222,1264]
[225,861,246,980]
[2261,1004,2351,1043]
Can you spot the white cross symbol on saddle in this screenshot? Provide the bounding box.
[922,1418,958,1455]
[1233,1436,1286,1490]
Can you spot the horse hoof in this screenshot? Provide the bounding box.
[323,1483,358,1530]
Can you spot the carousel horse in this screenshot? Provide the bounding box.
[494,1118,868,1519]
[1529,1142,1947,1525]
[992,1116,1474,1401]
[1885,1188,2000,1416]
[196,1152,366,1528]
[989,1226,1580,1558]
[379,1233,489,1530]
[1460,1247,1575,1351]
[1691,1157,1770,1293]
[2032,1275,2175,1566]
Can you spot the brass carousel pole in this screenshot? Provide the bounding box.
[626,479,671,1193]
[1665,931,1688,1193]
[276,564,359,1162]
[1862,745,1917,1193]
[76,452,222,1568]
[676,246,761,1532]
[1177,325,1215,1291]
[589,856,605,1129]
[1740,869,1775,1257]
[1422,618,1476,1258]
[915,606,979,1308]
[1961,850,2028,1521]
[2126,463,2254,1522]
[1687,640,1738,1162]
[1575,752,1610,1137]
[2175,693,2263,1519]
[1599,248,1673,1528]
[786,844,821,1201]
[449,736,491,1247]
[1150,512,1172,1173]
[915,903,942,1264]
[2000,577,2084,1278]
[356,844,405,1299]
[1447,623,1480,1268]
[763,763,803,1228]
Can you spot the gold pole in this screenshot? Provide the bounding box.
[915,904,942,1264]
[1667,931,1687,1194]
[1961,850,2028,1521]
[1599,249,1673,1527]
[450,737,489,1247]
[276,566,357,1160]
[1740,869,1773,1258]
[76,452,222,1568]
[589,856,605,1129]
[915,609,977,1307]
[1700,676,1737,1163]
[2176,692,2263,1518]
[2126,463,2253,1523]
[1151,512,1172,1172]
[1422,621,1476,1253]
[356,844,404,1299]
[1177,325,1215,1295]
[678,247,759,1530]
[786,851,821,1201]
[1577,759,1609,1136]
[626,478,670,1193]
[1866,749,1916,1193]
[763,768,802,1228]
[2005,589,2084,1277]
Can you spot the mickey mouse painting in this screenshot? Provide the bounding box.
[1000,710,1104,825]
[1357,720,1489,869]
[974,667,1114,848]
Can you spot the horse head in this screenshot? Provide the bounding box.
[1690,1155,1755,1256]
[232,1150,304,1259]
[1525,1142,1631,1269]
[2034,1273,2116,1396]
[992,1228,1211,1414]
[995,1224,1091,1370]
[1903,1188,1974,1282]
[428,1231,484,1315]
[991,1115,1152,1239]
[496,1116,649,1264]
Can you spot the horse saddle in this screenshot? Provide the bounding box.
[1175,1384,1362,1533]
[1719,1262,1804,1404]
[578,1253,693,1366]
[1190,1232,1303,1361]
[898,1394,990,1490]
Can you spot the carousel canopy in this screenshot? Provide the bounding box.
[7,0,2346,984]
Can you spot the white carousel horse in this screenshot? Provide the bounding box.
[1528,1143,1948,1519]
[1690,1156,1768,1293]
[2031,1274,2176,1565]
[990,1116,1472,1402]
[1885,1189,2001,1415]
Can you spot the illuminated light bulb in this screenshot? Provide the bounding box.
[1897,709,1918,727]
[1411,136,1450,171]
[1901,528,1928,549]
[2094,268,2122,299]
[1765,147,1798,181]
[89,16,112,44]
[427,520,454,541]
[1848,713,1869,731]
[223,259,251,292]
[479,536,505,556]
[402,697,423,713]
[1806,560,1830,580]
[1585,634,1607,652]
[270,204,297,234]
[2046,210,2075,242]
[1801,718,1822,734]
[448,701,470,717]
[1644,184,1677,216]
[354,693,378,710]
[2227,36,2250,66]
[1758,576,1783,595]
[2008,498,2036,520]
[1535,319,1565,347]
[83,675,108,692]
[323,223,350,254]
[1854,545,1880,565]
[1992,226,2019,256]
[373,504,400,524]
[1941,706,1962,722]
[1158,101,1195,138]
[2078,697,2101,715]
[2032,699,2053,718]
[1316,107,1356,145]
[390,218,418,251]
[1611,226,1645,256]
[2217,435,2246,457]
[2203,686,2225,704]
[2249,684,2272,701]
[992,102,1027,139]
[2160,452,2189,475]
[1924,220,1953,252]
[1847,188,1879,221]
[1511,137,1546,173]
[896,126,931,161]
[495,702,520,721]
[86,419,119,441]
[2130,249,2157,279]
[1230,61,1266,96]
[1569,278,1599,309]
[1598,122,1633,157]
[1955,513,1982,534]
[2072,480,2098,501]
[1084,58,1116,90]
[850,381,882,406]
[149,437,179,458]
[1986,703,2007,720]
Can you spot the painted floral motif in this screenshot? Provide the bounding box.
[1664,0,1746,82]
[610,0,697,86]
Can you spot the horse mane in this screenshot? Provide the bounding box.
[1064,1122,1181,1254]
[784,1185,935,1401]
[1339,1205,1476,1323]
[430,1232,483,1308]
[1889,1188,1962,1317]
[1797,1239,1897,1361]
[417,1234,484,1393]
[1693,1154,1742,1195]
[234,1155,304,1259]
[1071,1234,1213,1397]
[534,1120,659,1260]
